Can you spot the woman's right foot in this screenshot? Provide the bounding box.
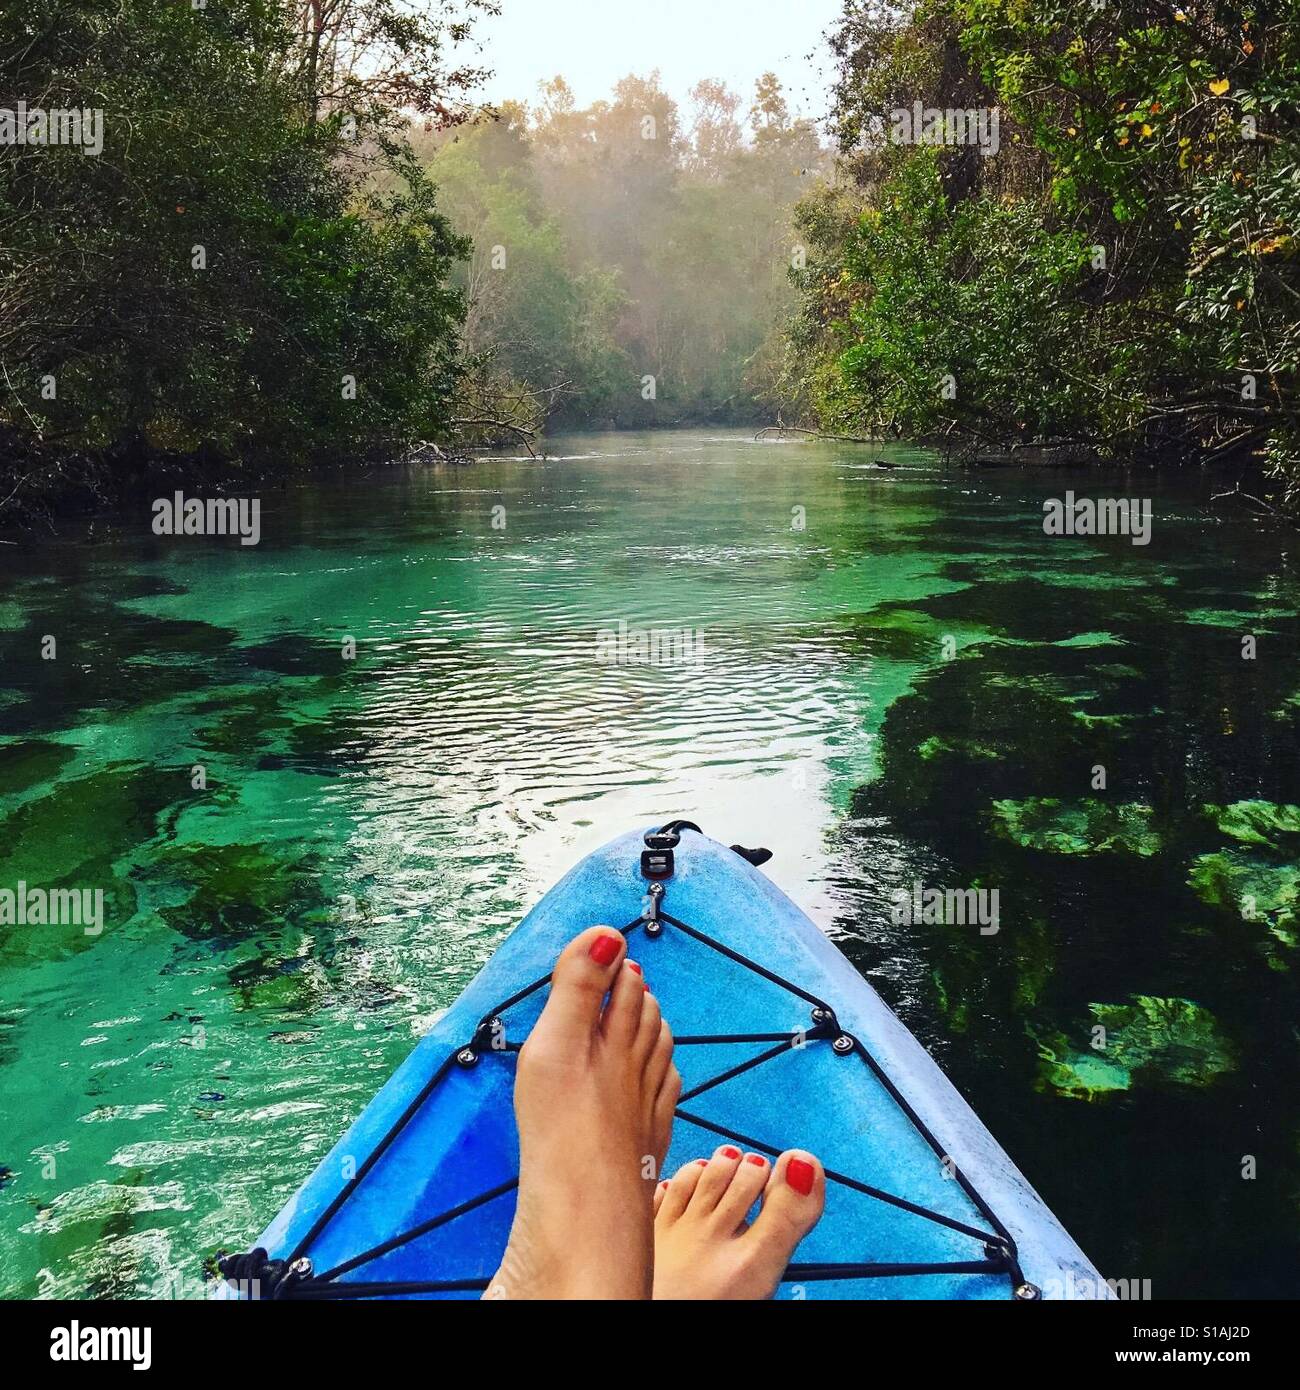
[652,1145,825,1299]
[485,925,679,1301]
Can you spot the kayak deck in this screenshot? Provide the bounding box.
[236,827,1106,1300]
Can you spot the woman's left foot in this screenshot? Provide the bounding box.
[652,1145,825,1299]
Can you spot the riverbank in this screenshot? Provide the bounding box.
[5,421,1293,543]
[0,429,483,539]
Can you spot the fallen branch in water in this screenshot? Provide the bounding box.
[1209,483,1291,521]
[755,424,876,444]
[449,373,578,458]
[450,418,538,457]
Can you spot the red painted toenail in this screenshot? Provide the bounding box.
[643,983,650,992]
[694,1159,709,1167]
[720,1147,741,1160]
[745,1154,767,1167]
[588,934,620,965]
[660,1180,670,1190]
[787,1159,815,1195]
[626,961,642,974]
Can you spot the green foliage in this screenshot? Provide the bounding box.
[426,108,630,424]
[0,0,473,476]
[423,74,826,427]
[834,150,1100,438]
[790,0,1300,498]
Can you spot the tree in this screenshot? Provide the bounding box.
[782,0,1300,504]
[428,108,628,427]
[0,0,475,500]
[289,0,499,131]
[687,80,744,177]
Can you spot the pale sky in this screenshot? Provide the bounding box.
[465,0,844,124]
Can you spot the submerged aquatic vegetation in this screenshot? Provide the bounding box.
[1051,632,1128,649]
[153,841,332,946]
[916,734,999,762]
[1189,851,1300,926]
[193,686,298,757]
[1036,996,1234,1099]
[990,798,1161,857]
[0,764,176,881]
[0,740,77,798]
[1206,800,1300,850]
[841,604,984,664]
[1037,1046,1130,1099]
[0,763,178,961]
[1184,607,1296,631]
[1189,801,1300,966]
[226,951,332,1015]
[0,599,236,737]
[865,655,1097,830]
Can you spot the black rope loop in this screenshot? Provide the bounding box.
[216,1246,313,1300]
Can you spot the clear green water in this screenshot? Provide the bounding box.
[1,429,1297,1298]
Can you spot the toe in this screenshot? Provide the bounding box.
[657,1156,708,1223]
[752,1149,825,1252]
[600,955,647,1046]
[691,1144,745,1214]
[651,1054,680,1158]
[536,926,627,1045]
[645,1014,674,1093]
[633,987,663,1066]
[654,1179,671,1217]
[711,1150,772,1231]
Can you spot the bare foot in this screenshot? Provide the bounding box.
[652,1146,825,1299]
[485,926,680,1300]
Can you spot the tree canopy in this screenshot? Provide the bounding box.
[420,71,825,430]
[784,0,1300,506]
[0,0,486,498]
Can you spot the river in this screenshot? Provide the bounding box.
[1,428,1297,1298]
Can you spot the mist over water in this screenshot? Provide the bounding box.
[0,429,1297,1298]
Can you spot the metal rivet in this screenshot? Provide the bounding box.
[1014,1282,1042,1301]
[832,1034,854,1055]
[644,920,663,937]
[811,1006,834,1025]
[288,1257,313,1278]
[456,1047,478,1068]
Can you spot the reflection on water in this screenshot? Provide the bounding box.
[0,429,1297,1298]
